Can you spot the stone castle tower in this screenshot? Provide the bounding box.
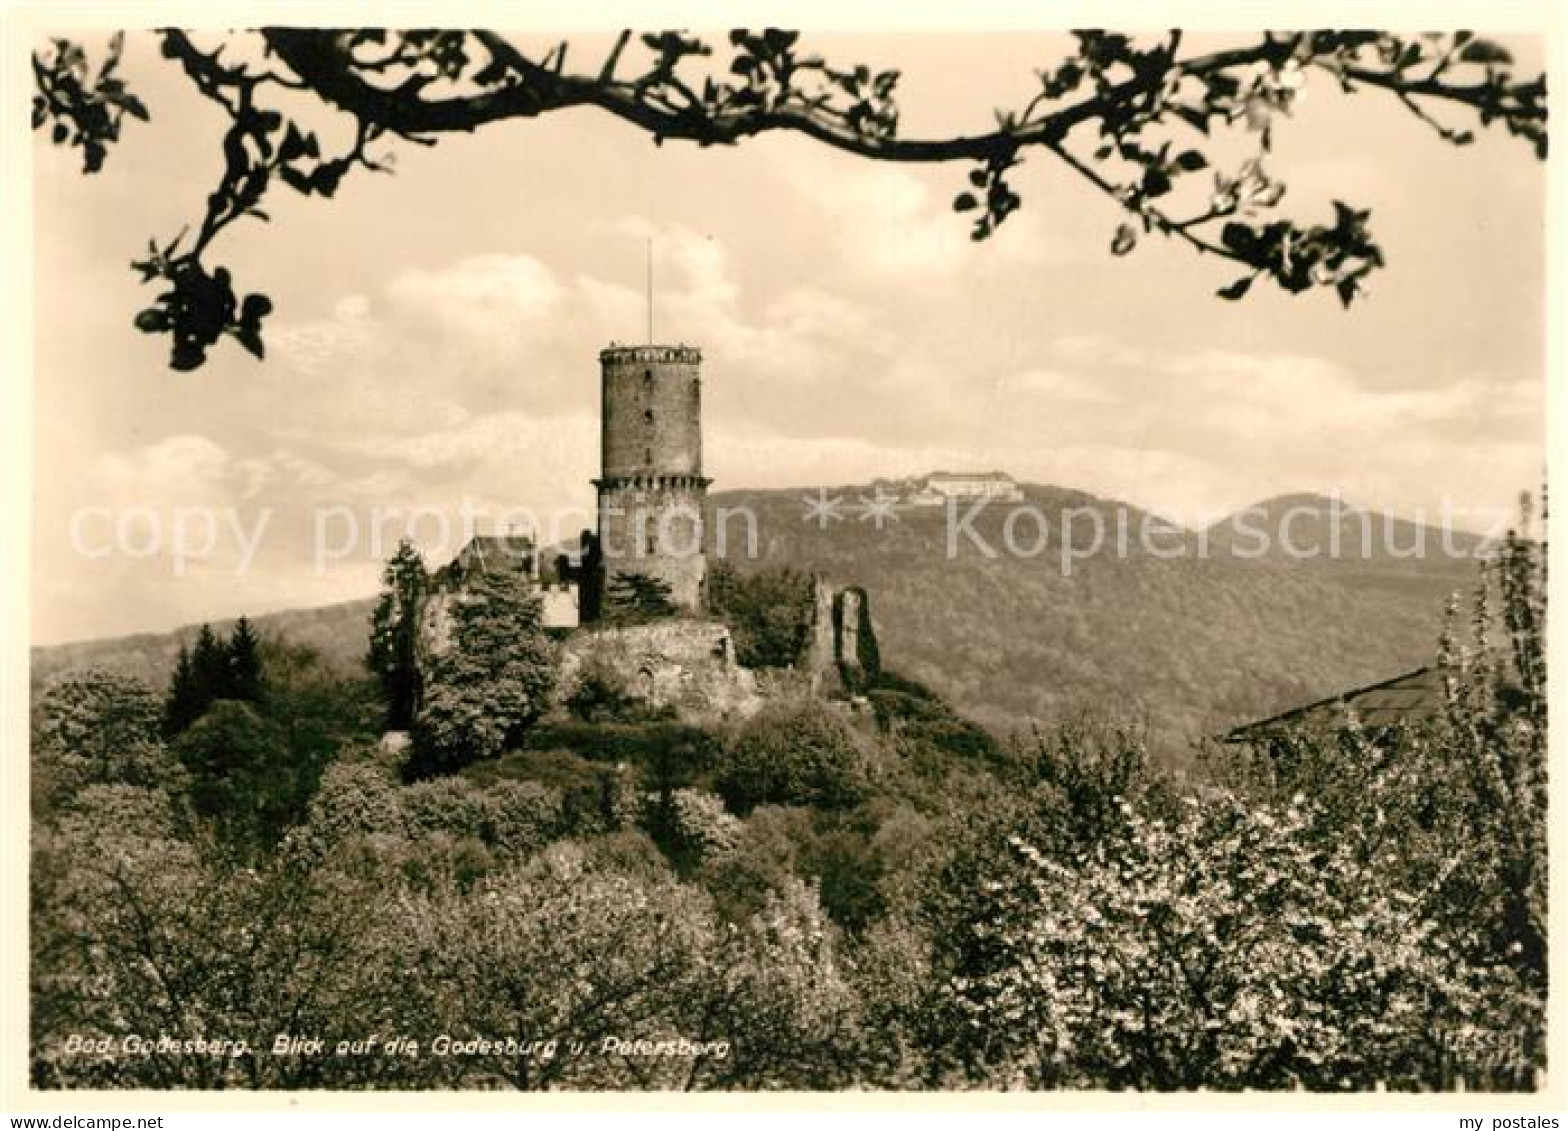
[593,344,710,612]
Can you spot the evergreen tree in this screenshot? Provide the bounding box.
[190,623,229,703]
[163,620,268,737]
[227,616,265,704]
[367,539,428,730]
[162,643,205,738]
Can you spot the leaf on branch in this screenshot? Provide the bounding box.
[231,324,266,359]
[1459,39,1513,65]
[33,36,152,173]
[1221,222,1257,254]
[134,308,170,332]
[472,55,510,87]
[1173,104,1211,135]
[1217,276,1254,300]
[241,293,273,323]
[36,27,1550,364]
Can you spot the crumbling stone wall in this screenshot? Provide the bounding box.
[797,579,881,696]
[420,577,878,729]
[556,619,763,725]
[832,586,880,692]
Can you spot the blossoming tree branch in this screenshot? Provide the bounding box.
[33,29,1548,370]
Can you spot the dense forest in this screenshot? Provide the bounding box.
[29,505,1545,1091]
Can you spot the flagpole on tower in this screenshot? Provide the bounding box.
[646,235,654,345]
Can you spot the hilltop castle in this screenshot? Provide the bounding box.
[417,337,877,724]
[437,341,711,627]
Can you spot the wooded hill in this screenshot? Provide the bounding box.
[33,484,1485,758]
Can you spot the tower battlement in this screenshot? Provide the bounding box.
[600,344,703,365]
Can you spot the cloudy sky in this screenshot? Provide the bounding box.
[31,30,1546,643]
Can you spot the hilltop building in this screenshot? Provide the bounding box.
[902,470,1024,506]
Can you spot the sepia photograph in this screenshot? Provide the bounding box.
[5,9,1559,1113]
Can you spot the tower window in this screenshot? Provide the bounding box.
[644,370,654,385]
[644,409,654,423]
[645,447,653,464]
[645,532,657,555]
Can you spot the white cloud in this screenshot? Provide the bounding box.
[94,434,232,503]
[1003,368,1121,405]
[772,143,1066,276]
[385,253,563,331]
[969,346,1543,522]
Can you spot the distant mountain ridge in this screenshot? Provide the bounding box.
[31,598,378,693]
[1204,491,1494,559]
[32,482,1487,759]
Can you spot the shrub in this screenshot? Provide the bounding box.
[524,719,722,785]
[403,776,493,840]
[402,775,564,860]
[33,669,172,808]
[467,748,639,837]
[486,780,565,858]
[173,700,299,849]
[564,652,639,722]
[57,783,185,846]
[301,760,407,849]
[717,701,868,813]
[707,563,817,669]
[644,787,743,871]
[868,683,1007,780]
[697,805,807,924]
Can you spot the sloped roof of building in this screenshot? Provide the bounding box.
[454,533,536,570]
[1223,665,1446,742]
